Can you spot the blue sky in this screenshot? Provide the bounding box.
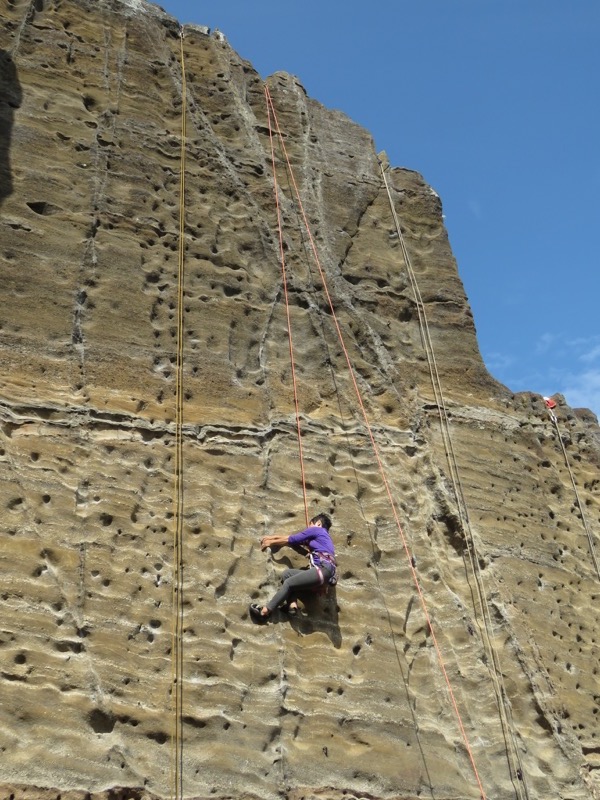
[156,0,600,417]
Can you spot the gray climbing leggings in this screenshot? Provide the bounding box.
[266,565,333,611]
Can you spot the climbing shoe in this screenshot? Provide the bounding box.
[249,603,270,624]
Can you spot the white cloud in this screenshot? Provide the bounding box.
[535,332,557,355]
[579,344,600,364]
[481,332,600,416]
[567,335,598,348]
[564,334,600,362]
[556,368,600,417]
[484,351,514,371]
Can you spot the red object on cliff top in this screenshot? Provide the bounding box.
[544,397,557,409]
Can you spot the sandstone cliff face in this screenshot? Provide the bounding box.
[1,2,599,800]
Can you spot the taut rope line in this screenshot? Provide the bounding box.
[546,402,600,581]
[171,27,187,800]
[264,83,488,800]
[379,162,529,800]
[265,86,310,526]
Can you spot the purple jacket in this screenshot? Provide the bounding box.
[288,525,336,559]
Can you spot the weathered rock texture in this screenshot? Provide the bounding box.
[1,1,599,799]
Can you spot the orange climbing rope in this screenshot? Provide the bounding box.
[379,163,529,800]
[265,87,309,527]
[170,27,187,800]
[264,83,488,800]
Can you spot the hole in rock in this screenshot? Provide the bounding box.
[27,201,56,215]
[89,708,116,734]
[83,94,97,111]
[147,730,168,744]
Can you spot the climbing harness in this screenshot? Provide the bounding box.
[309,551,337,585]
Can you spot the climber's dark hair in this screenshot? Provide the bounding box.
[310,512,332,531]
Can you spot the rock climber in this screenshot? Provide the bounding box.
[249,512,337,623]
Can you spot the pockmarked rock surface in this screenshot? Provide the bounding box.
[1,1,599,799]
